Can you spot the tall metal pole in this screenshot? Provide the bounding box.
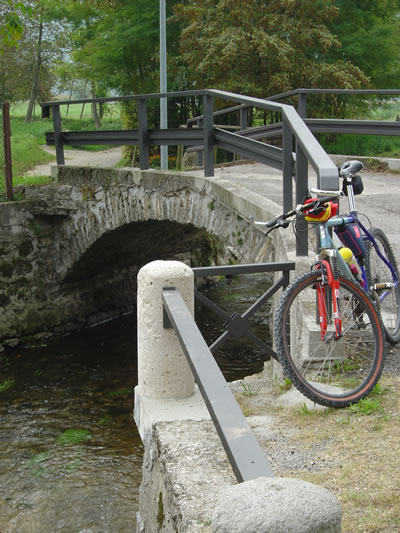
[160,0,168,170]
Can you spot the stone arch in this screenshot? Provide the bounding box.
[1,167,290,346]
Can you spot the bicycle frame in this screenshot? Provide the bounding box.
[313,210,398,341]
[321,214,398,290]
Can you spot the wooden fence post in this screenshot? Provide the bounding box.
[2,102,14,201]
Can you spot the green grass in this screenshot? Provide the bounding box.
[320,101,400,158]
[0,101,125,199]
[321,133,400,158]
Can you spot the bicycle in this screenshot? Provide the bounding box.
[252,160,400,407]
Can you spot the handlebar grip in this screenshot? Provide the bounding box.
[265,216,282,228]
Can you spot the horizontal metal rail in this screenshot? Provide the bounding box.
[162,287,275,482]
[45,128,204,147]
[269,88,400,99]
[306,118,400,136]
[193,262,295,360]
[192,262,295,276]
[214,128,283,170]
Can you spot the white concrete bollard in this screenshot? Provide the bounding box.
[137,260,195,400]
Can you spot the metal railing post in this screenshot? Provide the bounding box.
[298,92,307,118]
[240,106,249,131]
[295,141,309,256]
[282,118,293,213]
[2,102,14,201]
[197,118,204,167]
[52,105,65,165]
[203,94,214,177]
[138,98,149,170]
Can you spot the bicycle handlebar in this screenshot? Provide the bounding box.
[250,192,343,233]
[250,159,363,233]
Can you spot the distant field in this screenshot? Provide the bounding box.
[10,100,122,121]
[0,101,125,196]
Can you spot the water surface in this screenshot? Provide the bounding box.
[0,272,272,532]
[0,314,140,533]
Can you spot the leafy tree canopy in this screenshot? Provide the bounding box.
[328,0,400,88]
[42,0,165,95]
[173,0,368,98]
[0,0,31,51]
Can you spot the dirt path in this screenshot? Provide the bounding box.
[28,146,124,176]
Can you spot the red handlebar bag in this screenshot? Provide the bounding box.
[304,199,338,222]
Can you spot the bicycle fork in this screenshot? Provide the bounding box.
[315,257,342,341]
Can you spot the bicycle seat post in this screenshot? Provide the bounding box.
[346,178,357,214]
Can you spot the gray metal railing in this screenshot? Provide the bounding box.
[162,261,294,482]
[186,88,400,166]
[193,262,295,361]
[162,286,274,482]
[42,88,341,256]
[41,88,400,255]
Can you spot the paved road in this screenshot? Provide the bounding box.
[189,162,400,264]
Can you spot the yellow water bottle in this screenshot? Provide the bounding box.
[339,247,364,285]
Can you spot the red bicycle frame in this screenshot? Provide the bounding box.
[315,260,342,340]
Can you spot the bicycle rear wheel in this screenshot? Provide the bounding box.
[274,270,385,408]
[365,227,400,344]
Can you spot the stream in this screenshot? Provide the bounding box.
[0,273,271,532]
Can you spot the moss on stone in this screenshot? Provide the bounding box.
[157,491,165,529]
[192,231,224,267]
[0,262,14,278]
[17,239,34,257]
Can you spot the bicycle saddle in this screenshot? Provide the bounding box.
[339,160,364,177]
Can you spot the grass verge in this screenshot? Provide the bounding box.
[1,104,125,198]
[269,375,400,532]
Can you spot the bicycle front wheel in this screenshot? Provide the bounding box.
[365,227,400,344]
[274,270,385,408]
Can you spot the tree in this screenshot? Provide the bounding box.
[173,0,368,98]
[0,1,31,51]
[25,20,43,121]
[329,0,400,88]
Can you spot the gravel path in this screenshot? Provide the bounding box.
[385,343,400,377]
[28,146,123,176]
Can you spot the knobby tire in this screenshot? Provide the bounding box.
[365,227,400,344]
[274,270,385,408]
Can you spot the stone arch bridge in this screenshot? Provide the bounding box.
[0,166,294,350]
